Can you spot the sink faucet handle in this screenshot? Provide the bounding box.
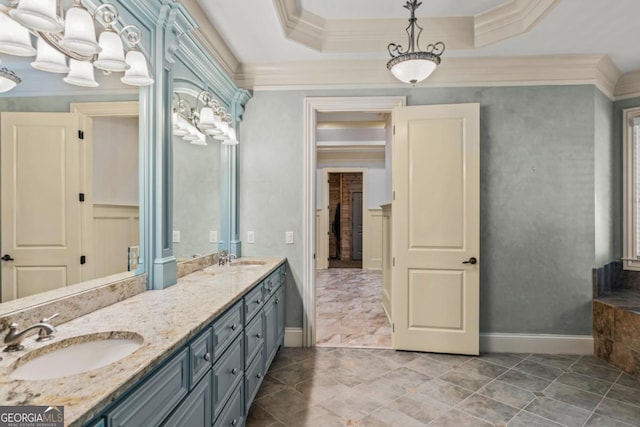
[40,313,59,324]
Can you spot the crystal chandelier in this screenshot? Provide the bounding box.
[387,1,445,85]
[172,91,238,146]
[0,0,153,93]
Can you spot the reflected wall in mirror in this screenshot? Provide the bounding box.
[172,90,220,262]
[0,96,140,303]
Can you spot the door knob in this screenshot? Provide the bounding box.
[462,257,477,265]
[1,254,14,261]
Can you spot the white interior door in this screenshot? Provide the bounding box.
[1,112,82,301]
[391,103,480,355]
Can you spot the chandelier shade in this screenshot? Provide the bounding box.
[9,0,62,33]
[94,30,128,72]
[63,59,98,87]
[0,12,36,56]
[386,1,445,85]
[0,68,21,93]
[120,50,154,86]
[31,37,69,73]
[172,91,237,145]
[59,4,101,56]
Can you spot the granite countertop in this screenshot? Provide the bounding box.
[0,257,285,427]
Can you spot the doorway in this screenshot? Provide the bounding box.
[328,172,363,269]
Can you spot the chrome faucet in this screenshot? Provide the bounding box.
[218,252,237,266]
[4,313,58,352]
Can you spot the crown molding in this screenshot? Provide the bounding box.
[180,0,241,77]
[475,0,559,47]
[614,71,640,101]
[236,55,621,98]
[271,0,556,53]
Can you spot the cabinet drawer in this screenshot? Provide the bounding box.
[245,346,265,409]
[161,371,212,427]
[213,302,242,360]
[264,273,281,300]
[108,348,189,427]
[189,327,213,388]
[212,335,243,418]
[243,282,265,323]
[214,381,244,427]
[244,312,264,365]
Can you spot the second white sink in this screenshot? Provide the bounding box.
[11,332,143,381]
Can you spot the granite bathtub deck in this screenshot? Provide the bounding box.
[0,257,285,427]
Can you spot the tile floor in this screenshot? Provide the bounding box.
[315,268,391,348]
[247,347,640,427]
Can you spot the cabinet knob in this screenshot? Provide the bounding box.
[203,352,211,362]
[231,419,238,426]
[256,372,262,379]
[231,323,238,331]
[275,298,280,304]
[256,299,263,304]
[256,333,263,339]
[231,368,238,375]
[267,287,272,293]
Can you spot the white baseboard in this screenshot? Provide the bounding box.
[284,327,304,347]
[480,333,594,355]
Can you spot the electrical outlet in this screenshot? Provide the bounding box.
[128,246,140,272]
[247,231,255,244]
[209,230,218,243]
[173,230,180,243]
[285,231,294,244]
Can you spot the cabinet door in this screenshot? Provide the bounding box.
[161,371,212,427]
[264,295,278,368]
[275,287,285,344]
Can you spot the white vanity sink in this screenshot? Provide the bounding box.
[10,333,143,381]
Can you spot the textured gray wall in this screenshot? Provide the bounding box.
[240,85,612,335]
[172,135,221,260]
[595,91,615,266]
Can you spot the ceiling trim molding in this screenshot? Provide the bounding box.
[614,71,640,101]
[236,54,621,98]
[474,0,559,47]
[180,0,240,76]
[271,0,556,53]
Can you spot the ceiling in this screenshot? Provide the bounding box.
[189,0,640,92]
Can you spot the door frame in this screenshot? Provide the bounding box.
[302,96,405,347]
[318,168,368,270]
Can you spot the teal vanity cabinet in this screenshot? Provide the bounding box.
[84,265,285,427]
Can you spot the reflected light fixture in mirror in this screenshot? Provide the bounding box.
[172,91,239,146]
[0,1,154,92]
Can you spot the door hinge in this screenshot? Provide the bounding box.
[393,191,396,201]
[80,255,86,265]
[393,125,395,135]
[313,253,316,260]
[393,257,395,267]
[392,323,395,332]
[78,130,84,140]
[79,193,85,202]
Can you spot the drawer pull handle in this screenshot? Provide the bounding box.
[256,333,262,339]
[256,373,262,379]
[267,287,272,292]
[275,298,280,304]
[231,419,238,426]
[231,323,238,331]
[231,368,238,375]
[256,299,263,304]
[203,352,211,362]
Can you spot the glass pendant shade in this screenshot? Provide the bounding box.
[63,59,99,87]
[172,111,179,130]
[198,107,216,129]
[31,37,69,73]
[0,68,21,93]
[9,0,63,33]
[121,50,154,86]
[222,128,238,145]
[0,13,37,57]
[205,127,222,136]
[182,125,200,142]
[388,55,437,85]
[60,5,101,56]
[94,30,128,72]
[191,134,208,146]
[173,116,189,137]
[214,121,229,140]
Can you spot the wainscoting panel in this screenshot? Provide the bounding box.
[93,204,139,278]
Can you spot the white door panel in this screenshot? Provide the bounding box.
[392,103,480,355]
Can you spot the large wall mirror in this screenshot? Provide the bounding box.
[0,56,143,309]
[171,83,224,262]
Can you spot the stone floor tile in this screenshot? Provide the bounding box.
[255,389,310,421]
[457,394,520,425]
[418,378,472,406]
[524,397,592,427]
[607,383,640,408]
[584,413,637,426]
[478,353,528,369]
[358,407,424,427]
[618,373,640,391]
[319,389,381,421]
[526,354,580,370]
[386,392,451,424]
[456,359,509,379]
[478,380,536,409]
[429,409,492,426]
[353,367,432,403]
[295,376,352,406]
[570,359,622,382]
[246,404,281,427]
[497,369,553,392]
[506,411,564,426]
[422,352,474,367]
[439,369,493,392]
[269,363,317,386]
[514,359,565,380]
[405,356,452,377]
[555,371,613,396]
[256,375,287,399]
[280,405,345,427]
[371,349,422,365]
[595,397,640,425]
[542,382,603,411]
